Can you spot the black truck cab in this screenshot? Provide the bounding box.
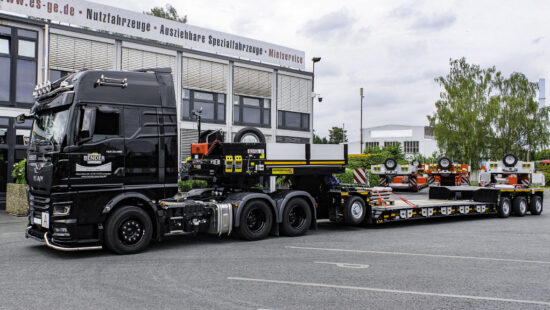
[26,68,178,248]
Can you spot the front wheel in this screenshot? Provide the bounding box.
[530,196,543,215]
[497,198,511,218]
[235,200,273,241]
[280,198,312,237]
[104,206,153,254]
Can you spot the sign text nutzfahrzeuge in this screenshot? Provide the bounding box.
[0,0,305,70]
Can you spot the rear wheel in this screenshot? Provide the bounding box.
[236,200,273,241]
[280,198,312,236]
[512,197,528,217]
[497,198,511,218]
[530,196,543,215]
[344,196,367,225]
[104,206,153,254]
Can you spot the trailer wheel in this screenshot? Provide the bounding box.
[233,127,266,143]
[236,200,273,241]
[497,198,511,218]
[512,197,528,217]
[104,206,153,254]
[344,196,367,225]
[280,198,312,237]
[530,196,543,215]
[503,153,518,167]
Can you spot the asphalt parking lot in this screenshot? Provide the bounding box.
[1,190,550,310]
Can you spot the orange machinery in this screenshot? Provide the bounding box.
[425,156,470,186]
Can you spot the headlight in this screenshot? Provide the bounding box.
[53,205,71,216]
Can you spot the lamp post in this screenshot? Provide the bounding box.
[360,87,364,153]
[311,57,321,141]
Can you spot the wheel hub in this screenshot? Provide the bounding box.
[288,207,305,228]
[351,202,364,219]
[247,209,266,232]
[120,219,143,245]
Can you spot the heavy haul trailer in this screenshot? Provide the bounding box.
[371,158,428,192]
[425,156,470,186]
[370,186,543,224]
[21,68,544,255]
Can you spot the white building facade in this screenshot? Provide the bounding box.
[361,125,438,158]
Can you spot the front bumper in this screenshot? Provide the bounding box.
[26,226,102,252]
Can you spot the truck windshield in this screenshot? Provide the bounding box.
[31,108,70,147]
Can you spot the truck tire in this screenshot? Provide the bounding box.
[512,197,528,217]
[530,195,543,215]
[438,156,451,170]
[233,127,265,143]
[236,200,273,241]
[199,130,224,143]
[280,198,312,237]
[503,153,518,167]
[344,196,367,225]
[384,158,397,170]
[104,206,153,254]
[497,198,511,218]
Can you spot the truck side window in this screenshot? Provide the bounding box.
[93,110,120,141]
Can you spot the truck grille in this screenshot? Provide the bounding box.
[29,193,50,211]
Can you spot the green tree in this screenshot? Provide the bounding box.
[428,58,549,168]
[328,126,347,144]
[313,134,328,144]
[147,4,187,23]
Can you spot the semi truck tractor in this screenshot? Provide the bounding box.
[21,68,544,254]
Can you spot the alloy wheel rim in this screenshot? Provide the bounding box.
[119,219,143,245]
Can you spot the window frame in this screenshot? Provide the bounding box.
[181,88,226,124]
[277,110,310,132]
[233,94,271,128]
[0,26,38,108]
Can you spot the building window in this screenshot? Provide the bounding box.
[403,141,419,153]
[278,110,309,131]
[424,126,434,137]
[365,142,379,149]
[0,26,37,107]
[384,141,400,148]
[233,95,270,127]
[181,89,225,124]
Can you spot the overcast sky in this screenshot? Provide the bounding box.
[92,0,550,141]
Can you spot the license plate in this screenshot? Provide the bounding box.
[41,212,49,228]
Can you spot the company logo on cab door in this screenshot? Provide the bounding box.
[84,153,105,165]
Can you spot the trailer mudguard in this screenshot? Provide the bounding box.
[270,190,318,230]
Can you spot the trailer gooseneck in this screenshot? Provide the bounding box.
[22,68,544,254]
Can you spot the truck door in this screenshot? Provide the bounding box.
[70,104,125,188]
[123,106,160,186]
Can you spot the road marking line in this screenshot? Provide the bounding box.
[314,261,370,269]
[0,232,22,237]
[227,277,550,306]
[286,246,550,265]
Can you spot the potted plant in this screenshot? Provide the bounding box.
[6,159,29,216]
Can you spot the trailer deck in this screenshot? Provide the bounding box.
[371,199,497,224]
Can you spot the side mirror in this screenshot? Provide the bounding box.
[16,114,32,124]
[79,107,95,143]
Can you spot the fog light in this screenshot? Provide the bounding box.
[54,227,68,233]
[53,205,71,216]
